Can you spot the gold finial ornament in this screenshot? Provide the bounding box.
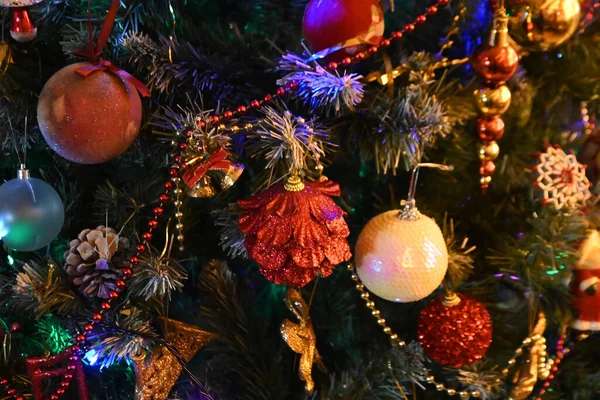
[284,175,305,192]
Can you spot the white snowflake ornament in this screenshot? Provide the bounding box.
[532,145,591,211]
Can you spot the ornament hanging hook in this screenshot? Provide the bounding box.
[7,115,28,178]
[23,110,28,167]
[406,166,420,206]
[400,137,426,219]
[406,136,427,205]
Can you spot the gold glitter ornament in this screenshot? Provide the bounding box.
[280,289,327,394]
[134,318,216,400]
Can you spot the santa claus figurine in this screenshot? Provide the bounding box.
[572,230,600,331]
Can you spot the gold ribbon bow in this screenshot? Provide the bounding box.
[280,289,327,394]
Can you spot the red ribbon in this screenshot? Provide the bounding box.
[75,59,150,97]
[183,148,231,187]
[73,0,149,97]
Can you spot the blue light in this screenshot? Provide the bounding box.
[557,53,563,59]
[0,219,8,239]
[84,349,99,366]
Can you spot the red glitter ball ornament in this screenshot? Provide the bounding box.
[418,293,493,368]
[238,176,352,287]
[302,0,384,61]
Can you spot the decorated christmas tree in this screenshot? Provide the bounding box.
[1,0,600,398]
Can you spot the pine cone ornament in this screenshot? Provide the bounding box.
[64,226,130,299]
[238,176,352,287]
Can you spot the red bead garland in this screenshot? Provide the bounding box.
[196,0,448,130]
[3,142,178,400]
[0,2,450,398]
[533,335,570,400]
[578,1,600,34]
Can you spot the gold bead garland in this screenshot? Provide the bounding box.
[347,263,483,398]
[172,131,185,251]
[347,263,567,399]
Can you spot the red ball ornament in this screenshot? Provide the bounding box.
[471,15,519,85]
[37,62,142,164]
[418,293,493,368]
[238,176,352,287]
[476,116,505,141]
[9,322,20,333]
[480,160,496,177]
[471,43,519,85]
[302,0,384,60]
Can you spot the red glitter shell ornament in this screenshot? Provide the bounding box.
[238,176,352,288]
[302,0,384,60]
[418,292,493,368]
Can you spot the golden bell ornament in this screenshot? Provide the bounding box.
[183,147,244,198]
[479,141,500,161]
[186,175,217,198]
[473,85,512,116]
[507,0,581,52]
[217,163,244,190]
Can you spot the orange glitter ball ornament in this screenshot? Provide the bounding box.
[37,62,142,164]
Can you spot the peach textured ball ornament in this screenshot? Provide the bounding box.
[302,0,384,60]
[355,203,448,303]
[37,62,142,164]
[0,0,44,42]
